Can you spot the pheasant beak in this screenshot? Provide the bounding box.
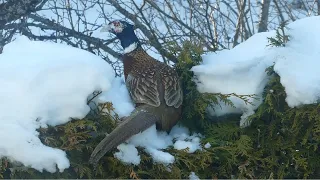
[100,24,111,32]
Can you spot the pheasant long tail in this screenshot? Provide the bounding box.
[89,105,159,165]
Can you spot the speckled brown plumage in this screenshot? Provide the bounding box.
[123,47,183,110]
[89,20,183,164]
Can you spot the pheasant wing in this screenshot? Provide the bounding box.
[161,66,183,108]
[126,70,161,107]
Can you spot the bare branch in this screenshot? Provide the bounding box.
[317,0,320,15]
[29,14,121,59]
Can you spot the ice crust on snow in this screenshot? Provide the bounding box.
[192,16,320,126]
[0,36,114,172]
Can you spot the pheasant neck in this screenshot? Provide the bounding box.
[116,31,141,54]
[123,42,140,54]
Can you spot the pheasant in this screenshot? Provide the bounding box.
[89,20,183,164]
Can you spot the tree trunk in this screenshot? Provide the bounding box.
[317,0,320,15]
[0,0,47,27]
[257,0,272,32]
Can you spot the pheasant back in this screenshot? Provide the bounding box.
[123,47,183,110]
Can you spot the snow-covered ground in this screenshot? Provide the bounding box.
[192,16,320,127]
[1,15,320,173]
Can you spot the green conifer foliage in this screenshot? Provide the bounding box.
[1,32,320,179]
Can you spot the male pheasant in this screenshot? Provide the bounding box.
[89,20,183,164]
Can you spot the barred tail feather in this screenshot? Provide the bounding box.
[89,106,159,164]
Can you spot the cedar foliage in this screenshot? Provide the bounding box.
[267,20,290,47]
[1,29,320,179]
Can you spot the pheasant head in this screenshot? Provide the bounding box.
[101,20,140,53]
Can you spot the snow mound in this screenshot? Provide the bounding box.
[192,16,320,126]
[0,36,114,172]
[114,124,203,165]
[94,77,134,117]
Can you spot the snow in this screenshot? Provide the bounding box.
[113,124,203,165]
[192,16,320,126]
[144,147,175,164]
[94,77,134,117]
[114,144,140,165]
[173,133,202,153]
[0,35,114,172]
[204,142,211,149]
[189,172,200,180]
